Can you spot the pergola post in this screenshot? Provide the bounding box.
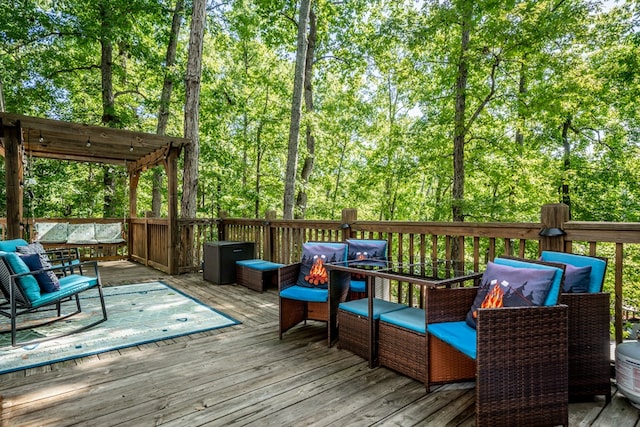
[165,148,180,275]
[3,121,23,239]
[128,171,140,263]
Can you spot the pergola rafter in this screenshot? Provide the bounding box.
[0,112,190,274]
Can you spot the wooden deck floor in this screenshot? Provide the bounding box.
[0,261,638,426]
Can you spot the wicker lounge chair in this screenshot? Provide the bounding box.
[540,251,611,402]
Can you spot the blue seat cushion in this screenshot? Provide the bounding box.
[236,259,283,271]
[350,279,366,293]
[540,251,607,293]
[338,298,406,320]
[428,321,477,360]
[380,307,425,334]
[280,285,328,303]
[30,274,98,308]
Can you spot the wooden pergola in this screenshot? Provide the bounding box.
[0,112,190,272]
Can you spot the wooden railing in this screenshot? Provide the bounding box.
[4,204,640,344]
[219,206,640,345]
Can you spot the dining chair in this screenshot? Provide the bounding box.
[278,242,350,347]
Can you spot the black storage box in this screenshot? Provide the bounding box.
[203,241,255,284]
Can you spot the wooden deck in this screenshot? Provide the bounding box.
[0,261,638,426]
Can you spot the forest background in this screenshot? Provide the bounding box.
[0,0,638,225]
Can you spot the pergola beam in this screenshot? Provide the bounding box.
[0,113,190,274]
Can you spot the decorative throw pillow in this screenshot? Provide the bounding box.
[561,264,591,293]
[346,239,387,266]
[1,252,41,302]
[346,239,387,283]
[465,261,556,329]
[17,242,51,261]
[20,253,60,293]
[296,242,347,289]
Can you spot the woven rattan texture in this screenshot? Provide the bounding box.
[561,292,612,401]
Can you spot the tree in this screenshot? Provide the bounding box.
[181,0,206,219]
[283,0,311,220]
[295,6,317,219]
[153,0,185,217]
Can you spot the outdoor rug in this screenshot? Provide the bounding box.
[0,281,240,374]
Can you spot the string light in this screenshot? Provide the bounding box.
[39,131,44,144]
[86,136,91,147]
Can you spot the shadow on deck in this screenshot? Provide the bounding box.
[0,261,636,426]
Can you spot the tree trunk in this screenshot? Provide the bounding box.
[561,116,572,210]
[452,2,471,224]
[254,86,270,218]
[181,0,206,219]
[295,6,316,219]
[152,0,184,217]
[451,1,472,266]
[515,60,526,151]
[283,0,311,220]
[99,2,117,218]
[180,0,205,270]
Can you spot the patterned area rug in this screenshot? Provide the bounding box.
[0,281,240,374]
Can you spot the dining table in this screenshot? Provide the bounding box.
[326,259,483,368]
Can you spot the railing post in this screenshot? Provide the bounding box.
[264,210,276,261]
[539,203,569,253]
[218,211,227,241]
[341,208,357,241]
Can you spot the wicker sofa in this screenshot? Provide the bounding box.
[379,257,569,427]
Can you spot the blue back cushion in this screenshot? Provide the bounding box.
[20,253,60,293]
[466,260,559,329]
[540,251,607,293]
[0,239,29,253]
[296,242,347,289]
[1,252,41,302]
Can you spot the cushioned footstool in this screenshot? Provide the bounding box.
[378,307,428,384]
[337,298,406,366]
[236,259,284,292]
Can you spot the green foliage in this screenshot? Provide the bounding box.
[0,0,638,226]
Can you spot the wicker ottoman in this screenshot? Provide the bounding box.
[337,298,406,366]
[236,259,284,292]
[378,307,428,384]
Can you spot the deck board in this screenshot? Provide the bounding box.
[0,260,635,426]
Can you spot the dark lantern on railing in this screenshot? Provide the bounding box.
[538,227,566,237]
